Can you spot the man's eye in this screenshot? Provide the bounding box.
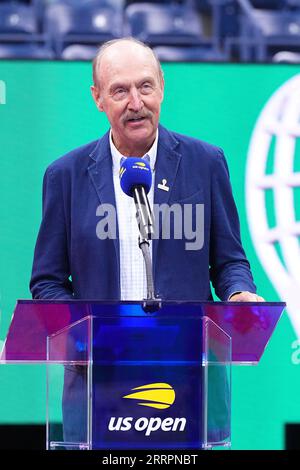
[113,89,126,98]
[141,83,153,93]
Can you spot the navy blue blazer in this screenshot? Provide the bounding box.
[30,125,256,301]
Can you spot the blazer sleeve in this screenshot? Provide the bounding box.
[209,148,256,300]
[29,166,74,300]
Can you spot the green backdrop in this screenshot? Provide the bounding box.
[0,61,299,449]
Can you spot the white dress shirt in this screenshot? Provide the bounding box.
[110,130,158,300]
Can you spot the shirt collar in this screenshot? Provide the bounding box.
[110,129,158,173]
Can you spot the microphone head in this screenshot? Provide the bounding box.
[119,157,152,197]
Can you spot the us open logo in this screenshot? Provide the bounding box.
[108,383,186,436]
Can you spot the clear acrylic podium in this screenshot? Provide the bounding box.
[0,300,285,450]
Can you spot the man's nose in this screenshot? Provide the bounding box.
[128,88,143,111]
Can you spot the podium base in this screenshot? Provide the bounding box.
[49,441,89,450]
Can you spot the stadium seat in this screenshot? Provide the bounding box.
[236,0,300,61]
[61,44,98,60]
[193,0,212,14]
[0,2,37,35]
[44,1,123,57]
[153,44,227,61]
[0,2,51,58]
[0,43,54,59]
[250,0,284,8]
[124,2,208,46]
[272,50,300,61]
[0,1,48,49]
[284,0,300,8]
[194,0,285,58]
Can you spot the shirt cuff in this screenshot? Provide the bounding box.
[227,291,242,300]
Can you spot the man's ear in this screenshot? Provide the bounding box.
[160,77,165,103]
[91,85,104,112]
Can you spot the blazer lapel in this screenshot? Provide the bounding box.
[87,131,120,278]
[153,125,182,277]
[86,126,182,299]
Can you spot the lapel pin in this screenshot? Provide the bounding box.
[158,179,170,192]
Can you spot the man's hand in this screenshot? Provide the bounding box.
[229,291,265,302]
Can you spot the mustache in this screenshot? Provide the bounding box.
[123,110,153,122]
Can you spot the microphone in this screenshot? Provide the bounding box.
[119,156,161,313]
[119,157,154,240]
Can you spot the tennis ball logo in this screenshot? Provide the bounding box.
[123,383,176,410]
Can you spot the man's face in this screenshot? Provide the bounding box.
[91,42,164,156]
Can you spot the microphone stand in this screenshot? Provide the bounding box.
[138,236,161,313]
[132,185,161,313]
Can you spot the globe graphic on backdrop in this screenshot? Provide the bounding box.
[246,74,300,338]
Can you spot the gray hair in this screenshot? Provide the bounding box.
[92,37,164,88]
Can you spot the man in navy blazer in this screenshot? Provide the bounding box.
[30,37,262,303]
[30,37,264,445]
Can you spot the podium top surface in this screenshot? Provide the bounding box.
[0,300,285,364]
